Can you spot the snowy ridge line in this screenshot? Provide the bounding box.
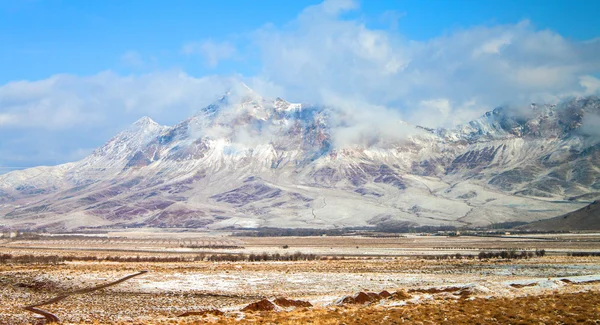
[0,88,599,230]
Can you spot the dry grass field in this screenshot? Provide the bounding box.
[1,233,600,324]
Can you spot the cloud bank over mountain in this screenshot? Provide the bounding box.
[1,0,600,170]
[252,0,600,126]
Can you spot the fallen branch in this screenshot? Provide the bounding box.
[23,270,148,324]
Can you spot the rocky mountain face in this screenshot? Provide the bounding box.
[1,85,599,231]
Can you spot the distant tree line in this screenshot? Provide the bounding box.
[0,254,189,264]
[478,249,545,260]
[198,252,321,262]
[375,225,458,233]
[232,227,347,237]
[487,221,529,229]
[233,225,465,237]
[183,244,245,249]
[567,252,600,257]
[0,252,326,264]
[230,225,571,237]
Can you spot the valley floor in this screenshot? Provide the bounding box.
[1,234,600,324]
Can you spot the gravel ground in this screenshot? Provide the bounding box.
[2,255,600,324]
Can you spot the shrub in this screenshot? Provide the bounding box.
[477,250,536,260]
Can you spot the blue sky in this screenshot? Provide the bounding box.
[2,0,599,82]
[1,0,600,170]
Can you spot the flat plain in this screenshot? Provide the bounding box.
[1,232,600,324]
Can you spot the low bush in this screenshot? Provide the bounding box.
[478,250,535,260]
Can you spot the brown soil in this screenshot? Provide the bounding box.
[202,291,600,325]
[2,243,600,324]
[510,282,538,288]
[390,289,411,300]
[177,309,224,317]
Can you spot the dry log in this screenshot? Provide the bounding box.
[23,270,148,324]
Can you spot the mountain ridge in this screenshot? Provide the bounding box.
[1,86,599,231]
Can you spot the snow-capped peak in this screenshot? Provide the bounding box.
[133,116,159,127]
[126,116,165,134]
[88,116,167,161]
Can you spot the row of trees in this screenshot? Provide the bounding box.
[198,252,321,262]
[1,252,325,264]
[0,254,189,264]
[478,249,545,260]
[567,252,600,257]
[417,249,548,260]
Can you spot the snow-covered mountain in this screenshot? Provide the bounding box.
[1,85,599,231]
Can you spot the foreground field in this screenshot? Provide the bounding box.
[191,291,600,325]
[1,234,600,324]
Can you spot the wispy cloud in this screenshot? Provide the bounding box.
[182,39,236,68]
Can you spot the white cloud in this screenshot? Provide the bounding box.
[408,98,483,129]
[321,91,419,148]
[0,71,237,167]
[251,1,600,128]
[580,75,600,95]
[580,112,600,137]
[0,113,16,126]
[0,71,234,129]
[182,39,236,68]
[472,33,512,57]
[253,0,410,108]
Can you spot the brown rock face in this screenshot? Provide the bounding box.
[242,299,276,312]
[378,290,392,298]
[346,292,383,304]
[273,297,313,308]
[352,292,372,304]
[337,290,398,305]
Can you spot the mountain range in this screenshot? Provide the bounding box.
[1,84,599,232]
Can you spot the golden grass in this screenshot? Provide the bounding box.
[144,291,600,325]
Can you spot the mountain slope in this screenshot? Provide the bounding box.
[520,200,600,231]
[1,86,599,231]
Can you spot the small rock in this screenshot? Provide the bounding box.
[379,290,392,298]
[273,297,313,308]
[242,299,276,312]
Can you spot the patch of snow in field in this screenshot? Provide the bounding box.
[557,274,600,283]
[503,274,600,290]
